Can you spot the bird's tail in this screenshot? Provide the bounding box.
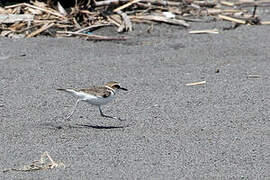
[56,88,77,94]
[56,88,67,91]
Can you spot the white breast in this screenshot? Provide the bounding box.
[64,89,116,106]
[80,91,115,106]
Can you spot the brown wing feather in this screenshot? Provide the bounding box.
[79,86,111,98]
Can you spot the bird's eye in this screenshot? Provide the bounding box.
[114,85,120,89]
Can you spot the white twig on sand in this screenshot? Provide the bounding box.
[2,152,65,172]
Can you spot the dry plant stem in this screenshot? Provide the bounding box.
[94,0,128,6]
[75,23,112,33]
[17,23,40,33]
[144,0,181,6]
[218,14,246,24]
[193,1,216,8]
[113,0,141,12]
[175,16,206,22]
[261,21,270,25]
[0,14,34,23]
[131,15,189,27]
[9,22,26,31]
[247,75,260,78]
[136,2,168,10]
[202,8,245,15]
[73,18,81,29]
[5,3,66,19]
[220,1,234,7]
[108,16,122,27]
[234,0,270,7]
[57,31,128,40]
[189,29,219,34]
[95,0,182,7]
[33,20,69,23]
[27,23,54,37]
[186,81,206,86]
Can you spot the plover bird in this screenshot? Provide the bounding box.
[57,81,128,121]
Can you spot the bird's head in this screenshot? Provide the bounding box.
[105,81,128,91]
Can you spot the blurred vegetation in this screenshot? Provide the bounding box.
[0,0,90,7]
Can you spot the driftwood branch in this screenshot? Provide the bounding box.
[113,0,141,12]
[189,29,219,34]
[94,0,182,7]
[57,31,128,40]
[218,14,246,24]
[27,23,54,37]
[0,14,34,23]
[5,3,66,19]
[131,15,189,27]
[1,0,269,39]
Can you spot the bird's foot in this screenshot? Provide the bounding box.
[101,114,126,121]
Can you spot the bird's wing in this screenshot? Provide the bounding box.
[79,86,111,98]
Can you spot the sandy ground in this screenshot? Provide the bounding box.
[0,15,270,179]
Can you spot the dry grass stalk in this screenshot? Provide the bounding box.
[202,8,246,15]
[57,31,128,40]
[186,81,206,86]
[189,29,219,34]
[75,23,112,33]
[261,21,270,25]
[108,15,122,27]
[131,15,189,27]
[218,14,246,24]
[27,23,54,37]
[113,0,141,12]
[94,0,128,6]
[94,0,181,7]
[219,1,235,7]
[5,3,66,19]
[247,74,260,78]
[234,0,270,7]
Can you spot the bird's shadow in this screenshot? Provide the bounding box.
[41,122,129,130]
[72,123,129,129]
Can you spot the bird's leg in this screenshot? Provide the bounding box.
[99,106,116,119]
[99,106,125,121]
[66,99,81,120]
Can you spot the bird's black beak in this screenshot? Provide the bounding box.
[120,87,128,91]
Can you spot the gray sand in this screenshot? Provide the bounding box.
[0,18,270,179]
